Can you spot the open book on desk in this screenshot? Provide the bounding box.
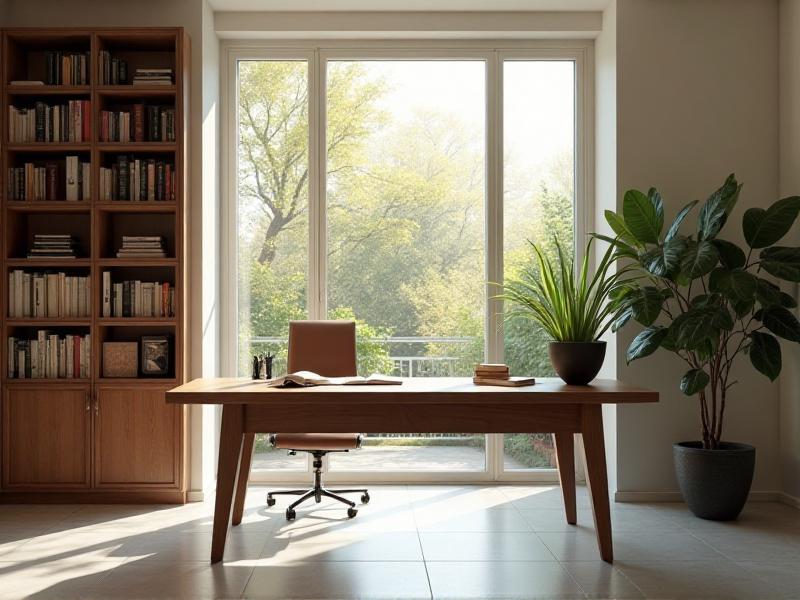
[265,371,403,388]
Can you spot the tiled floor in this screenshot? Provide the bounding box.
[0,485,798,599]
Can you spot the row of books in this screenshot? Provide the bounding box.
[99,156,175,202]
[8,101,91,143]
[102,273,175,318]
[8,271,91,319]
[28,234,78,259]
[99,51,128,85]
[45,51,90,86]
[7,157,91,201]
[117,236,166,258]
[133,68,174,86]
[7,332,90,379]
[99,105,176,143]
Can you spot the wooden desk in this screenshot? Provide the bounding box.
[167,377,658,564]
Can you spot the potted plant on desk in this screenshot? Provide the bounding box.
[600,174,800,520]
[499,237,633,385]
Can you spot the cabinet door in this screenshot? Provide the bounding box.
[2,384,91,488]
[94,386,182,488]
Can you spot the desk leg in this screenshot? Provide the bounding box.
[581,405,613,563]
[232,433,255,526]
[211,405,244,564]
[554,432,577,525]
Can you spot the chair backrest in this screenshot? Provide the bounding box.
[287,320,358,377]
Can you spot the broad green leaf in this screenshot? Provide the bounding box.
[603,211,639,247]
[591,233,638,260]
[749,331,782,381]
[631,286,666,326]
[760,246,800,282]
[626,326,668,363]
[710,306,735,331]
[781,292,798,309]
[733,296,756,318]
[623,189,661,244]
[680,369,710,396]
[697,174,741,241]
[761,307,800,342]
[670,307,718,350]
[755,278,782,307]
[743,196,800,248]
[647,187,665,238]
[680,240,719,279]
[665,200,699,242]
[709,268,758,301]
[712,239,746,269]
[640,238,686,278]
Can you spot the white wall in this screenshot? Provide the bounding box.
[613,0,781,497]
[4,0,220,496]
[779,0,800,503]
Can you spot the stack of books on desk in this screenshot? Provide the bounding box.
[473,363,535,387]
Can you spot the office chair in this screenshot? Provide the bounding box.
[266,320,370,521]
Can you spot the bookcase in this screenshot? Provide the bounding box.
[0,28,188,503]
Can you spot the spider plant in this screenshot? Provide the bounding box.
[499,237,632,342]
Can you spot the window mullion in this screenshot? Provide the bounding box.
[308,49,327,320]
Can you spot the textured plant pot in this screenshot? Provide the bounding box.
[548,341,606,385]
[673,441,755,521]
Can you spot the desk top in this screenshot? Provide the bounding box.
[167,377,658,405]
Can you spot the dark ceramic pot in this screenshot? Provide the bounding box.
[548,341,606,385]
[673,441,755,521]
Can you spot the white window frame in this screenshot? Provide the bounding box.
[221,39,594,484]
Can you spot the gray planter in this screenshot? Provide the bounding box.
[673,441,755,520]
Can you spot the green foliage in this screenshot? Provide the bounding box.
[602,173,800,448]
[500,237,632,343]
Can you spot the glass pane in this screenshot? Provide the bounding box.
[325,60,486,471]
[236,59,310,471]
[502,60,575,471]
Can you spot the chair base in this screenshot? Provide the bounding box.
[266,450,369,520]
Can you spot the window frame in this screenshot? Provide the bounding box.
[221,40,594,484]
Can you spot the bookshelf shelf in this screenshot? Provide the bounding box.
[1,27,187,502]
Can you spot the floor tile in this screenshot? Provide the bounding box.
[426,561,584,599]
[244,561,431,599]
[124,531,267,563]
[736,561,800,598]
[537,529,724,562]
[690,527,800,563]
[420,531,556,562]
[81,560,255,599]
[560,561,645,599]
[265,531,424,562]
[0,559,124,600]
[415,507,533,532]
[616,560,788,599]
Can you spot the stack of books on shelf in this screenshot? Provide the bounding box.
[8,101,91,142]
[99,156,175,201]
[102,272,175,318]
[7,331,90,379]
[99,51,128,85]
[132,68,173,86]
[7,156,90,201]
[45,51,90,85]
[116,236,167,258]
[27,234,78,259]
[8,270,91,318]
[100,105,176,142]
[472,363,536,387]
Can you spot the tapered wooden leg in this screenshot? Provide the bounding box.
[232,433,255,526]
[211,405,244,563]
[580,405,613,563]
[554,432,577,525]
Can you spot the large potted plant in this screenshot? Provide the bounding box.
[499,237,631,385]
[601,174,800,520]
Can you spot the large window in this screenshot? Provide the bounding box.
[226,44,589,482]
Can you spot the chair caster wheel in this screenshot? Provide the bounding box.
[267,497,276,507]
[361,493,370,504]
[285,508,296,521]
[347,508,358,518]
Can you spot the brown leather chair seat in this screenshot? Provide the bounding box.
[271,432,362,451]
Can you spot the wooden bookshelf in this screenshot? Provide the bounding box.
[0,28,187,503]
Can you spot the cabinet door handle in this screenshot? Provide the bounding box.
[94,390,99,414]
[85,392,90,412]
